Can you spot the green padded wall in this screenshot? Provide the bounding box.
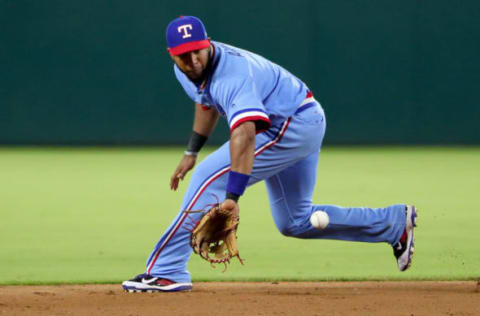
[1,1,479,144]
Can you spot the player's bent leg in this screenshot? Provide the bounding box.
[265,150,410,258]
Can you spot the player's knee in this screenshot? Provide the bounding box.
[275,221,296,237]
[271,205,310,237]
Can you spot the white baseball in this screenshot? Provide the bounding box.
[310,211,329,229]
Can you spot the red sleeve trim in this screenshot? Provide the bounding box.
[201,105,211,111]
[230,116,271,134]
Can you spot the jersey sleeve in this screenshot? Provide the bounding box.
[214,73,271,133]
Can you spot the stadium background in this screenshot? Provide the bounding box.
[1,0,480,295]
[1,0,479,145]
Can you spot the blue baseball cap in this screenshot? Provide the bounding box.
[166,16,210,56]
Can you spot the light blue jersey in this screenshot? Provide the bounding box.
[174,41,311,131]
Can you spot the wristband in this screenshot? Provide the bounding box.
[226,171,250,196]
[187,131,208,153]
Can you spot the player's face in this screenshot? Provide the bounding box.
[172,47,211,80]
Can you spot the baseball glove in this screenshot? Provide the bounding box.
[187,203,243,270]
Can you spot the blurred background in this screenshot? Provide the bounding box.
[1,1,479,284]
[1,0,479,145]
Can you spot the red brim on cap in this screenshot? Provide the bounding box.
[168,39,211,56]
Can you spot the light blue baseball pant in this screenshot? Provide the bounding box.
[145,102,406,282]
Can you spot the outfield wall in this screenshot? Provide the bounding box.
[1,1,479,145]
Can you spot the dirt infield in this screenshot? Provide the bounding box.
[0,281,479,316]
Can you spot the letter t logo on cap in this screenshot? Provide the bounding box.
[177,24,193,39]
[166,16,210,56]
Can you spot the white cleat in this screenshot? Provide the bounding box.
[122,273,192,292]
[393,205,418,271]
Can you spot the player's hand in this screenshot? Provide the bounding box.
[170,154,197,191]
[220,199,239,213]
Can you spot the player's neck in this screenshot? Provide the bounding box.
[193,45,215,89]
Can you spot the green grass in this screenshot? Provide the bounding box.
[1,146,479,285]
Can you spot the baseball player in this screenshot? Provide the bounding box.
[122,16,417,292]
